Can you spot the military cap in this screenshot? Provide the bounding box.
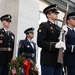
[24,27,34,34]
[67,12,75,20]
[0,14,12,22]
[43,4,59,15]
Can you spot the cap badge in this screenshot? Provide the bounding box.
[8,15,10,18]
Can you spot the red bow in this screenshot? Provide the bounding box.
[23,59,30,75]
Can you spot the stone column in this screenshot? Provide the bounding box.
[0,0,39,58]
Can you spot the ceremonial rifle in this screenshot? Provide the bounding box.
[57,4,69,64]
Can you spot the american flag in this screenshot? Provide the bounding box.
[11,67,17,75]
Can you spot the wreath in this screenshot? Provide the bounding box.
[8,55,38,75]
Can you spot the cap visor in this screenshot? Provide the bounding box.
[6,19,11,22]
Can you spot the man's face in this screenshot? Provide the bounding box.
[47,12,58,20]
[68,18,75,27]
[2,20,11,28]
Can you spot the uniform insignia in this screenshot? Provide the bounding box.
[0,40,3,43]
[11,36,14,39]
[8,48,11,51]
[27,45,30,48]
[8,15,10,18]
[50,27,53,30]
[39,30,42,32]
[2,30,4,32]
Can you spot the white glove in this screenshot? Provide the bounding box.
[62,25,68,35]
[55,40,66,50]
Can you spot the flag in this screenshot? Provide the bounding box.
[11,67,17,75]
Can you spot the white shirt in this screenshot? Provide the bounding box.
[4,28,8,32]
[27,38,34,49]
[49,20,55,24]
[67,26,75,31]
[3,28,10,35]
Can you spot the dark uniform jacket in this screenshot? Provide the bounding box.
[37,21,61,67]
[64,27,75,66]
[0,28,15,66]
[18,38,36,63]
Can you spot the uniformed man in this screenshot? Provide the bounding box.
[63,12,75,75]
[18,27,36,63]
[37,4,63,75]
[0,14,15,75]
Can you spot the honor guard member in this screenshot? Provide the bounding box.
[0,14,15,75]
[18,28,36,63]
[37,4,63,75]
[63,12,75,75]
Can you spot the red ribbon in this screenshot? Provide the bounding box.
[23,59,30,75]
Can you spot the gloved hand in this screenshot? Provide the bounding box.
[55,40,66,50]
[62,25,68,35]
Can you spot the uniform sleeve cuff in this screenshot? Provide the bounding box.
[49,42,57,51]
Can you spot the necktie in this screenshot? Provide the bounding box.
[30,41,34,49]
[6,31,9,35]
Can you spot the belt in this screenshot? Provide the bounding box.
[22,53,35,57]
[65,45,75,53]
[0,48,12,51]
[71,45,75,53]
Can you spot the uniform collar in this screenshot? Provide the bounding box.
[67,26,75,31]
[3,28,9,32]
[48,20,55,24]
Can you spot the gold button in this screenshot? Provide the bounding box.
[52,31,54,33]
[8,43,10,45]
[8,48,11,51]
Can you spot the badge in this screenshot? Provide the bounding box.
[8,15,10,18]
[39,30,41,32]
[27,45,30,48]
[50,27,53,30]
[11,36,14,39]
[0,40,3,43]
[2,30,4,32]
[8,48,11,51]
